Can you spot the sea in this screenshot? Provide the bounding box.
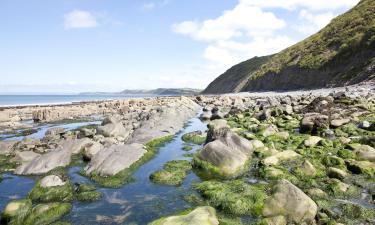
[0,94,155,107]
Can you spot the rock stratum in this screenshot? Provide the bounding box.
[203,0,375,94]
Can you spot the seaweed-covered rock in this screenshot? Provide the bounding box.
[181,131,206,145]
[28,179,73,203]
[149,206,219,225]
[196,140,248,177]
[262,179,317,224]
[346,159,375,176]
[304,136,322,147]
[0,199,32,223]
[262,150,300,166]
[22,203,72,225]
[150,160,192,186]
[195,180,267,216]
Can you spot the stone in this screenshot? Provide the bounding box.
[353,145,375,162]
[262,150,300,166]
[346,159,375,176]
[40,175,66,188]
[327,167,347,180]
[358,120,370,129]
[260,124,279,137]
[307,188,327,198]
[83,142,103,159]
[262,179,318,224]
[97,123,130,138]
[198,140,248,176]
[275,132,289,140]
[264,215,287,225]
[149,206,219,225]
[85,143,145,176]
[1,199,32,220]
[304,136,322,147]
[58,138,93,154]
[299,160,317,176]
[330,118,350,127]
[44,127,65,137]
[12,151,40,163]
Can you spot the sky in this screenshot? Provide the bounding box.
[0,0,360,93]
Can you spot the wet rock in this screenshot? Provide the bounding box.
[85,143,145,176]
[346,159,375,176]
[149,206,219,225]
[262,179,317,224]
[1,199,32,222]
[327,167,348,180]
[40,175,66,188]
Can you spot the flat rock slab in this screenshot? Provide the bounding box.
[85,143,145,176]
[15,148,71,175]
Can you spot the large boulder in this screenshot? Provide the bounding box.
[198,140,248,176]
[149,206,219,225]
[85,143,145,176]
[262,179,318,224]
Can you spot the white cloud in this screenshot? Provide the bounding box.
[241,0,360,11]
[64,10,98,29]
[141,0,172,11]
[173,4,285,42]
[296,10,336,34]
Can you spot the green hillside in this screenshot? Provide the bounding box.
[203,0,375,94]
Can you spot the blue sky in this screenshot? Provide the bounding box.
[0,0,359,93]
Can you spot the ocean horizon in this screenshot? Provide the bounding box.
[0,94,155,107]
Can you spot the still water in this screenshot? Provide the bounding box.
[0,117,207,225]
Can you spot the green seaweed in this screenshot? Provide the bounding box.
[150,160,192,186]
[194,179,267,216]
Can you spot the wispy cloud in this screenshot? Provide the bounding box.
[141,0,171,12]
[64,10,98,29]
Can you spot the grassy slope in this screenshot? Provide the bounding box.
[202,56,271,94]
[203,0,375,93]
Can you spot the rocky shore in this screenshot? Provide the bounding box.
[0,85,374,225]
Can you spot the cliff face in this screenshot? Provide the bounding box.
[203,0,375,94]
